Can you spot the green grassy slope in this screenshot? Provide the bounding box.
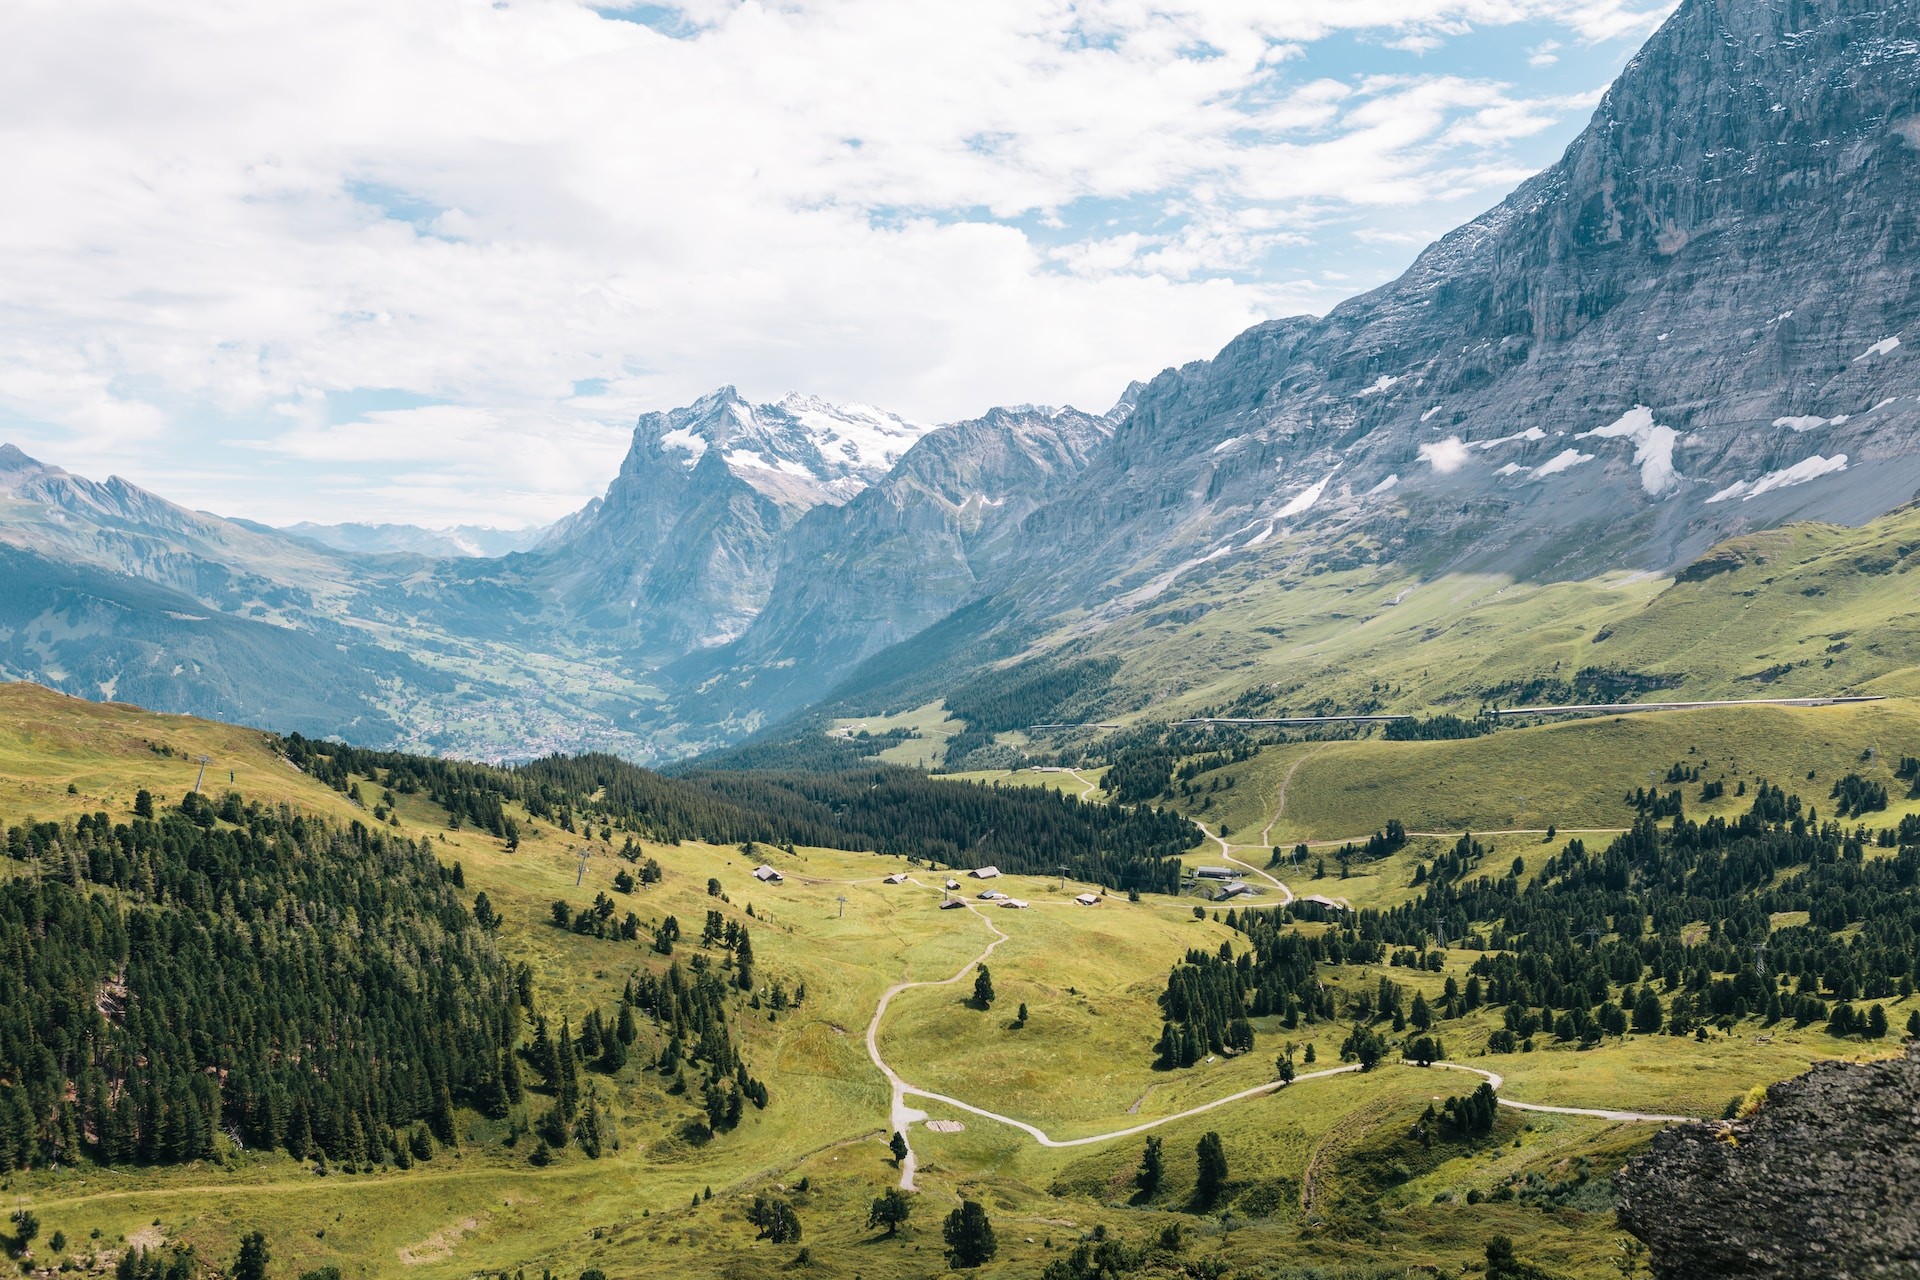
[897,506,1920,758]
[1,682,1908,1280]
[1176,700,1920,843]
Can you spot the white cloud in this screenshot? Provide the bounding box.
[1419,435,1471,473]
[0,0,1669,524]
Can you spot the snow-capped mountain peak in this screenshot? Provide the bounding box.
[637,386,929,506]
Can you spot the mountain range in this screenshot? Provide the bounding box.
[273,521,551,559]
[1,0,1916,763]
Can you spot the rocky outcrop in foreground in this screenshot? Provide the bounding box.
[1615,1043,1920,1279]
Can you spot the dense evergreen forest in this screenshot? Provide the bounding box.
[0,785,775,1176]
[938,657,1121,762]
[0,802,515,1171]
[285,736,1199,891]
[1152,782,1920,1078]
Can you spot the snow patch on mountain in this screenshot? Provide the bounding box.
[1577,407,1681,495]
[1774,414,1849,432]
[778,393,927,473]
[1477,427,1547,449]
[1533,448,1595,477]
[724,449,819,480]
[1706,453,1850,504]
[634,387,933,507]
[1275,471,1336,519]
[1855,335,1902,361]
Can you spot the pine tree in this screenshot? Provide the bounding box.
[867,1188,912,1236]
[557,1019,579,1117]
[231,1232,270,1280]
[889,1130,909,1165]
[1135,1136,1163,1198]
[973,964,995,1010]
[942,1199,997,1269]
[1194,1131,1229,1210]
[747,1196,802,1244]
[577,1095,603,1158]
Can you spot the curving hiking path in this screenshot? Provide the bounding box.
[867,882,1697,1189]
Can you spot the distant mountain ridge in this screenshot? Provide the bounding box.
[671,400,1123,731]
[2,0,1917,760]
[277,520,550,559]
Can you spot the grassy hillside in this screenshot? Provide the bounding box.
[1170,699,1920,843]
[866,507,1920,774]
[0,682,1909,1280]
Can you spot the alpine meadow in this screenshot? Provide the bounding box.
[3,0,1920,1278]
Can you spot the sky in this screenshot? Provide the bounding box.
[0,0,1675,530]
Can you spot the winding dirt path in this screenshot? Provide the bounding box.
[1196,820,1293,906]
[865,885,1695,1188]
[864,884,1015,1190]
[1259,747,1328,849]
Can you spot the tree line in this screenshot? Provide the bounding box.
[283,736,1199,892]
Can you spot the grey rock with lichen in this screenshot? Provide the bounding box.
[1615,1042,1920,1279]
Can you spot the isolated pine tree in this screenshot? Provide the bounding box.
[867,1188,912,1236]
[1135,1136,1163,1198]
[1194,1132,1228,1210]
[943,1199,997,1268]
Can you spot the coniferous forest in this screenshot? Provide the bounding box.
[0,802,515,1171]
[286,735,1198,892]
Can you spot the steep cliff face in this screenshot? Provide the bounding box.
[542,387,930,652]
[672,403,1116,727]
[1018,0,1920,612]
[1615,1044,1920,1279]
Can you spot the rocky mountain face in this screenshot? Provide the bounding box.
[675,402,1119,729]
[1008,0,1920,622]
[3,0,1917,759]
[0,443,368,619]
[1615,1043,1920,1278]
[539,387,931,654]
